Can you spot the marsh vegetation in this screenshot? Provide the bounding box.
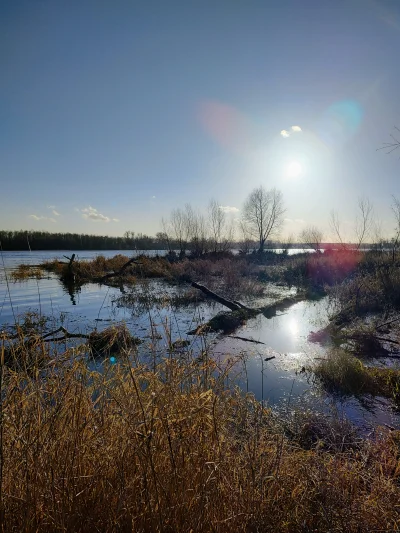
[3,195,400,531]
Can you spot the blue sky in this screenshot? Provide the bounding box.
[1,0,400,240]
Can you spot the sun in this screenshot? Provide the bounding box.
[286,160,302,178]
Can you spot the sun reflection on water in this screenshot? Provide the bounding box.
[288,319,299,336]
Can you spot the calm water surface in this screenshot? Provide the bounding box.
[1,250,399,432]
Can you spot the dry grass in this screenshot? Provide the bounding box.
[280,250,363,293]
[43,254,139,284]
[11,264,46,281]
[314,349,400,406]
[88,324,142,355]
[40,254,265,300]
[1,332,400,531]
[170,257,264,299]
[329,255,400,316]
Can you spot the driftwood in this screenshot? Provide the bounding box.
[61,254,76,283]
[3,325,141,359]
[1,326,91,343]
[40,326,90,343]
[191,282,253,312]
[97,258,139,282]
[189,281,303,335]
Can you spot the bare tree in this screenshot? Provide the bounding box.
[160,218,172,252]
[370,218,384,253]
[330,198,373,251]
[355,197,373,250]
[391,195,400,261]
[299,226,323,253]
[330,210,346,249]
[187,208,209,257]
[220,219,235,252]
[208,199,225,253]
[169,207,191,258]
[238,220,254,255]
[378,126,400,154]
[242,187,285,253]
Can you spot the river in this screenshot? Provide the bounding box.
[1,249,399,432]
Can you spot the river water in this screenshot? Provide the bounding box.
[1,250,399,432]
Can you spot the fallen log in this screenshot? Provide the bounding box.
[97,257,139,282]
[191,282,253,312]
[189,282,303,334]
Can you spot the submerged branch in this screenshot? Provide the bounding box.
[226,335,266,345]
[189,281,303,334]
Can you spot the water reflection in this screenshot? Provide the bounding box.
[1,260,399,433]
[60,279,81,305]
[288,318,299,337]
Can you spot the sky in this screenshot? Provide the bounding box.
[1,0,400,241]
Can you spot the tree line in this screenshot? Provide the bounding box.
[2,187,399,254]
[0,231,170,251]
[161,187,285,257]
[0,187,284,254]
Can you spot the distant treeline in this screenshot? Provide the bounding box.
[0,230,389,253]
[0,230,173,251]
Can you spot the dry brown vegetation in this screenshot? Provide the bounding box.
[11,264,46,281]
[314,348,400,406]
[43,254,138,284]
[40,254,267,300]
[1,331,400,532]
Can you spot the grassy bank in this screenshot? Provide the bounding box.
[1,332,400,532]
[314,349,400,406]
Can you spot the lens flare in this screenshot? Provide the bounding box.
[317,100,363,147]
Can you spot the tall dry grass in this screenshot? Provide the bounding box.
[1,333,400,532]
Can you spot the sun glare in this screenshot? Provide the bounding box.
[286,160,302,178]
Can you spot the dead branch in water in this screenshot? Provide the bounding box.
[97,257,139,282]
[189,281,302,334]
[227,335,266,345]
[191,281,253,312]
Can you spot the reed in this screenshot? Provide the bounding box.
[1,329,400,532]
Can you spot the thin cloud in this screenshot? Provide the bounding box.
[281,125,302,138]
[29,214,56,223]
[81,206,110,222]
[80,206,118,222]
[219,205,239,213]
[46,205,60,216]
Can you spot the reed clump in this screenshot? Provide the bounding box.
[11,264,46,281]
[88,324,142,356]
[1,337,400,531]
[315,348,400,405]
[43,254,137,284]
[329,255,400,317]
